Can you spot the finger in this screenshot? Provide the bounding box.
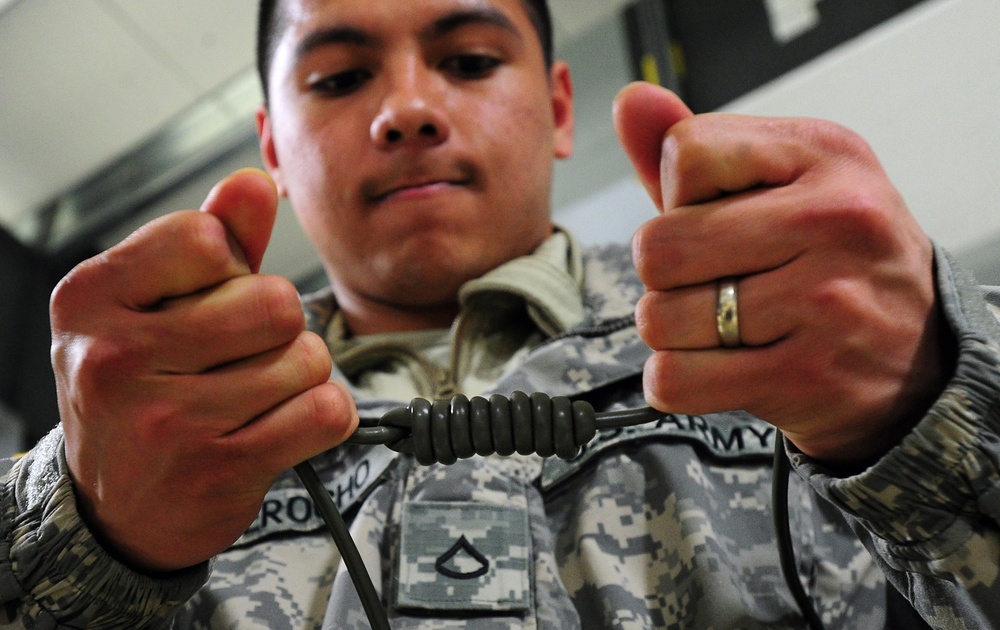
[659,114,817,209]
[221,380,359,478]
[147,274,306,373]
[642,345,791,417]
[57,209,255,314]
[642,335,887,456]
[636,268,803,351]
[632,185,807,290]
[155,331,334,429]
[62,169,279,312]
[636,286,716,350]
[200,168,279,274]
[641,292,897,419]
[613,82,694,211]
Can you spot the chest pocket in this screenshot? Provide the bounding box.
[540,410,777,490]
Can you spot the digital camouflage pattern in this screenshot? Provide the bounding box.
[798,251,1000,629]
[1,243,999,629]
[0,431,208,629]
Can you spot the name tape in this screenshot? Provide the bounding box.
[541,412,776,489]
[235,447,397,547]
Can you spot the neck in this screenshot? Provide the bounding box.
[332,287,460,336]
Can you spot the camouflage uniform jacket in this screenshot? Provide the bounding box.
[2,243,999,629]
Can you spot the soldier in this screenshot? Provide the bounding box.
[3,0,999,628]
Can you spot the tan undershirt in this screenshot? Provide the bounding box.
[325,229,585,402]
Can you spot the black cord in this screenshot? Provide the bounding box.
[295,393,824,629]
[293,462,391,630]
[772,436,826,630]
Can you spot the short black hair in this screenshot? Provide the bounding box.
[256,0,553,102]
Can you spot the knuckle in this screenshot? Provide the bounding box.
[131,396,193,445]
[806,118,876,162]
[666,116,712,159]
[183,214,240,273]
[793,181,901,258]
[806,278,873,335]
[809,277,852,313]
[292,331,334,386]
[72,337,142,392]
[631,226,653,280]
[134,211,231,265]
[49,256,111,326]
[634,292,671,348]
[308,383,358,442]
[643,353,682,403]
[49,282,79,331]
[634,293,656,336]
[257,275,306,333]
[796,352,844,402]
[664,120,718,182]
[816,187,882,228]
[632,219,678,284]
[57,337,177,434]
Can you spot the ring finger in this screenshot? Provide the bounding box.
[635,271,798,350]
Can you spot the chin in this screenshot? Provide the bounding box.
[370,254,481,302]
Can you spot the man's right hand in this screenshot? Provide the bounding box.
[51,168,358,573]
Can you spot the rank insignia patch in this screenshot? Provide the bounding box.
[397,502,531,612]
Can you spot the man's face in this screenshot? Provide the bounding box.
[258,0,574,325]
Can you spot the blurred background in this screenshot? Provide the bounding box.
[1,0,998,453]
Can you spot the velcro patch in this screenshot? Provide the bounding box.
[397,502,531,612]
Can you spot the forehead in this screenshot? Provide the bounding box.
[277,0,534,36]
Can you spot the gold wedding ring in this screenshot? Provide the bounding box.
[716,278,741,348]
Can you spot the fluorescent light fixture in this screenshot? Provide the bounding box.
[0,0,21,18]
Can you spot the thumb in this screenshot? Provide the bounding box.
[613,82,694,212]
[200,168,279,274]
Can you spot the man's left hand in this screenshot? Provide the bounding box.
[614,82,950,469]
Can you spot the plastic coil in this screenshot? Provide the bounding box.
[365,392,597,465]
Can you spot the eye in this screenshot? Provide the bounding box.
[308,69,372,97]
[442,54,501,79]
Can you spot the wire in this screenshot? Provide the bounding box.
[293,461,391,630]
[297,392,823,629]
[772,436,826,630]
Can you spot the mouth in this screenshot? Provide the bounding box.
[363,162,476,205]
[374,178,465,202]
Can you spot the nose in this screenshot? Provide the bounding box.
[370,61,450,149]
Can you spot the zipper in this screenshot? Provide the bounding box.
[545,315,637,344]
[434,367,458,400]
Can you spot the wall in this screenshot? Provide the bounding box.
[552,0,1000,284]
[0,229,61,447]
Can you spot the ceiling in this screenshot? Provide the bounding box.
[0,0,630,245]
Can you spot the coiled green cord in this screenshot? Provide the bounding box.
[345,392,661,463]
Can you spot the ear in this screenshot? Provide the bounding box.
[256,105,287,197]
[549,61,574,159]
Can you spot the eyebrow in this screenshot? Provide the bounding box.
[295,26,374,59]
[293,5,523,61]
[425,7,522,41]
